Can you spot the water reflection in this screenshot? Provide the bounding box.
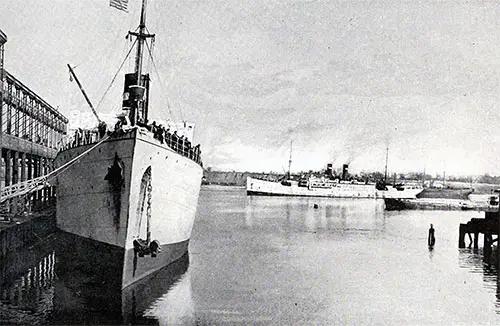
[0,251,56,325]
[0,234,192,325]
[244,196,385,234]
[459,248,500,314]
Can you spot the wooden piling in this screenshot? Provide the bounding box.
[459,223,466,248]
[459,211,499,255]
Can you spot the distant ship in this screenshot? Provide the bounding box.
[54,0,203,288]
[385,190,499,211]
[246,164,423,199]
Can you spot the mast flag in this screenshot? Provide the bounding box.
[110,0,129,12]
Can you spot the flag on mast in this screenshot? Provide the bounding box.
[110,0,128,12]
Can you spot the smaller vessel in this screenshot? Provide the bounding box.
[417,187,474,200]
[246,145,422,199]
[246,163,423,199]
[384,196,499,211]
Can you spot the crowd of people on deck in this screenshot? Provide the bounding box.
[63,118,202,166]
[146,121,202,165]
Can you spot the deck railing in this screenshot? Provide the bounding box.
[60,126,203,166]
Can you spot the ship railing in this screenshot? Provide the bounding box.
[58,128,134,152]
[148,126,203,167]
[59,129,106,151]
[60,126,203,166]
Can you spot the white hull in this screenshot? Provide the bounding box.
[246,176,422,199]
[55,128,203,287]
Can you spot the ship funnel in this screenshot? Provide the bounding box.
[122,72,150,125]
[342,164,348,180]
[129,85,146,100]
[326,163,333,177]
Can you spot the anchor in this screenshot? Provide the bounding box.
[133,167,160,258]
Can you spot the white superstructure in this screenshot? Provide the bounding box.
[246,176,423,199]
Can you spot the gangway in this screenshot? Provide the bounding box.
[0,176,51,203]
[0,135,110,205]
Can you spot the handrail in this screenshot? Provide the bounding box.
[0,135,111,203]
[62,126,203,166]
[0,121,203,203]
[0,176,49,202]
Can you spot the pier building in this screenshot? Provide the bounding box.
[0,28,68,216]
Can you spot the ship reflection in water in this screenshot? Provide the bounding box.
[0,233,193,325]
[5,187,500,324]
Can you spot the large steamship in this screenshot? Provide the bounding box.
[54,0,203,288]
[247,164,423,199]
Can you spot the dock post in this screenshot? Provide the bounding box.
[474,232,479,249]
[484,233,491,256]
[459,224,466,248]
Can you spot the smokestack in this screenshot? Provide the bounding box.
[326,163,333,177]
[342,164,348,181]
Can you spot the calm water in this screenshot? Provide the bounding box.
[2,185,500,325]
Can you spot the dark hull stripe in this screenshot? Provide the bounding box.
[55,231,189,289]
[48,231,190,324]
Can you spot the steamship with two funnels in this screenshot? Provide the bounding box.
[54,0,203,288]
[247,163,423,199]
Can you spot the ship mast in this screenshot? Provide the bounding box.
[384,146,389,184]
[288,140,293,179]
[126,0,155,126]
[134,0,147,84]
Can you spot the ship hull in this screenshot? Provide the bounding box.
[49,231,192,325]
[416,188,473,200]
[55,128,202,288]
[384,197,499,212]
[246,176,422,199]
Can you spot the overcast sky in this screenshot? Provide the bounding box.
[2,0,500,176]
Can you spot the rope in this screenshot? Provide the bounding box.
[96,39,138,110]
[45,135,111,180]
[0,135,111,203]
[145,40,177,121]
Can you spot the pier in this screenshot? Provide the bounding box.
[0,29,68,258]
[459,211,500,255]
[0,29,68,218]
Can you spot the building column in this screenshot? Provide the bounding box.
[0,152,5,189]
[20,152,26,182]
[41,158,47,204]
[12,151,19,185]
[27,154,33,180]
[35,156,41,208]
[5,149,11,187]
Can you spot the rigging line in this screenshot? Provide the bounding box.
[96,39,138,111]
[46,136,111,180]
[96,22,129,85]
[0,136,111,202]
[145,40,178,121]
